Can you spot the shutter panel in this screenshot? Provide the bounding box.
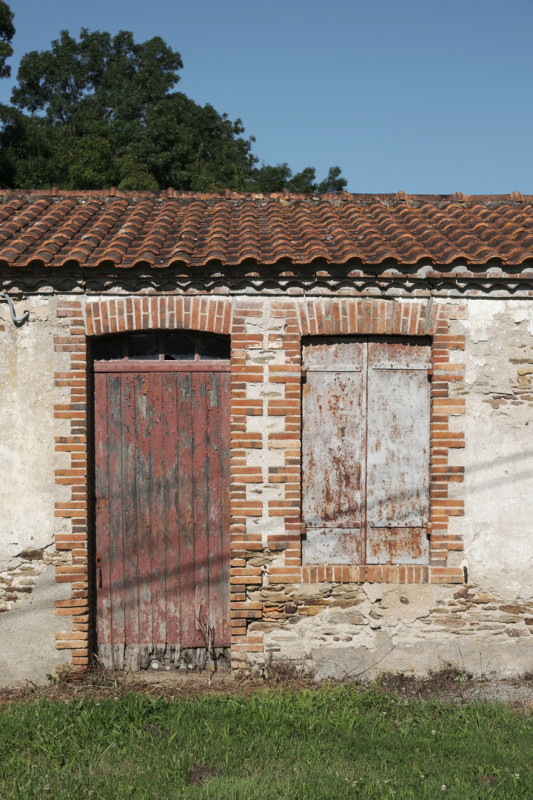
[302,339,365,564]
[302,337,431,566]
[366,340,431,564]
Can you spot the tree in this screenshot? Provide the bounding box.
[0,1,14,79]
[0,27,347,193]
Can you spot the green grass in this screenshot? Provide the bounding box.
[1,685,532,799]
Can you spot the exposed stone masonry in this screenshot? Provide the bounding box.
[0,547,69,612]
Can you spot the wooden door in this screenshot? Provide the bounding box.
[302,336,430,565]
[94,360,230,670]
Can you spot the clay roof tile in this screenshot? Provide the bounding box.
[0,191,532,270]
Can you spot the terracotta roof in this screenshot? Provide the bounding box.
[1,190,533,268]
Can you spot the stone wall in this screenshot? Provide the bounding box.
[241,298,533,678]
[0,290,532,683]
[254,583,533,679]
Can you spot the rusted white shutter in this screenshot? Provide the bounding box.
[302,337,430,565]
[302,339,366,564]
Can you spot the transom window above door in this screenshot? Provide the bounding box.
[92,331,230,362]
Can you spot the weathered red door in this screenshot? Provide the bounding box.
[302,336,430,565]
[94,349,230,670]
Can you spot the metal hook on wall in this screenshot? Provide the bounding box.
[0,292,29,325]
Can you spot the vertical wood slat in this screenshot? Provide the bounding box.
[134,374,153,652]
[302,339,366,565]
[109,375,125,665]
[150,374,167,648]
[94,374,112,649]
[177,372,195,648]
[367,370,430,527]
[302,371,364,528]
[192,372,208,648]
[121,374,139,665]
[163,373,180,646]
[366,340,431,565]
[206,372,231,646]
[218,372,231,645]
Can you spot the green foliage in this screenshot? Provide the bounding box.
[0,1,14,79]
[1,686,533,798]
[0,25,347,193]
[247,163,347,193]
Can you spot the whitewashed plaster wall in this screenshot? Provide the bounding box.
[456,299,533,599]
[0,295,70,684]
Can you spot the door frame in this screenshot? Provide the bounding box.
[91,332,232,669]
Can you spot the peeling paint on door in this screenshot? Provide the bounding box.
[94,358,230,670]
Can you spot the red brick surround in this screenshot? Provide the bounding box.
[53,295,465,670]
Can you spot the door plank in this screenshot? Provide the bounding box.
[163,373,180,647]
[108,375,126,662]
[149,373,167,651]
[206,371,230,647]
[302,371,364,529]
[176,372,196,649]
[134,373,153,650]
[191,372,209,649]
[94,374,112,649]
[121,373,140,660]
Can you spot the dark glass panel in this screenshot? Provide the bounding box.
[164,332,196,360]
[92,334,125,360]
[128,332,160,359]
[197,334,231,360]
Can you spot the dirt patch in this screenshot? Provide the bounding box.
[187,764,221,786]
[376,666,533,710]
[1,663,533,708]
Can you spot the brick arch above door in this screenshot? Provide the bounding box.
[85,296,232,337]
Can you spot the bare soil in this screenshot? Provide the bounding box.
[1,664,533,709]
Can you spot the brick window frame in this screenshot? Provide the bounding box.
[229,297,466,668]
[274,298,466,585]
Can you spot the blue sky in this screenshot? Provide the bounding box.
[2,0,533,194]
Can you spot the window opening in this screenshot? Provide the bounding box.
[302,335,431,566]
[92,331,230,362]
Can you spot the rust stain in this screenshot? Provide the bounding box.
[303,336,430,565]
